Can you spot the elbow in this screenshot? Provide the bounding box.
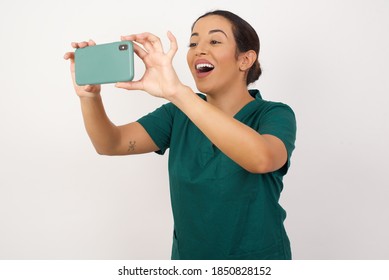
[244,153,278,174]
[95,148,110,156]
[95,149,108,156]
[245,160,274,174]
[94,145,117,156]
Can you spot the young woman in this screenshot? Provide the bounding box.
[64,10,296,260]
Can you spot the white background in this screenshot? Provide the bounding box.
[0,0,388,259]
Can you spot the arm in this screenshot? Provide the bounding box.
[116,32,287,173]
[169,88,287,173]
[79,95,158,155]
[64,40,158,155]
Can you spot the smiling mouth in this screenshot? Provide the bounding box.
[196,63,215,73]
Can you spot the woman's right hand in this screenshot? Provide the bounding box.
[63,40,101,98]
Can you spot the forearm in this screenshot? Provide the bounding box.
[79,95,120,155]
[169,87,284,173]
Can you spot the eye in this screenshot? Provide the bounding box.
[188,42,198,48]
[210,40,221,45]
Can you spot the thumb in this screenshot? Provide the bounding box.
[115,81,144,91]
[167,31,178,59]
[64,52,75,73]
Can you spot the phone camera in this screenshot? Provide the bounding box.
[119,44,128,51]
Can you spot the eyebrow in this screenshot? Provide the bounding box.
[191,29,228,38]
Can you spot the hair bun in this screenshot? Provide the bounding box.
[247,61,262,85]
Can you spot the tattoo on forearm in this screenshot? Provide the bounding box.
[128,141,136,152]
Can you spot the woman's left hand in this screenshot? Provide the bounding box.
[116,32,184,100]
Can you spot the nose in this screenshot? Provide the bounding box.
[195,41,208,56]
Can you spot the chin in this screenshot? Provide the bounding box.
[197,86,212,95]
[195,81,213,95]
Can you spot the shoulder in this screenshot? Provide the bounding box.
[249,90,296,122]
[248,90,297,147]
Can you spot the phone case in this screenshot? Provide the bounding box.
[75,41,134,85]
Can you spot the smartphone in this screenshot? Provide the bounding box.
[75,41,134,85]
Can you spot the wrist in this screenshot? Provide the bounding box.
[166,84,194,103]
[78,91,101,100]
[78,93,102,104]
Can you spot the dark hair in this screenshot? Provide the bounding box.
[192,10,262,85]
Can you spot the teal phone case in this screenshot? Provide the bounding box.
[75,41,134,85]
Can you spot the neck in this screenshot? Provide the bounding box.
[205,85,254,117]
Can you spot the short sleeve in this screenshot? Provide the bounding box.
[259,103,297,175]
[137,102,177,155]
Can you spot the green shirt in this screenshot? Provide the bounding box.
[137,90,296,260]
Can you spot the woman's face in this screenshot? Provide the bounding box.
[187,15,243,95]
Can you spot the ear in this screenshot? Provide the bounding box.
[239,50,257,71]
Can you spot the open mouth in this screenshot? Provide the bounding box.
[196,63,215,73]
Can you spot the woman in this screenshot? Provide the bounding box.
[64,10,296,260]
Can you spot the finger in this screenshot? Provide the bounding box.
[115,81,144,91]
[72,41,89,49]
[84,84,100,92]
[131,33,164,53]
[146,33,164,53]
[121,35,136,41]
[134,33,155,53]
[167,31,178,58]
[133,43,148,60]
[121,35,150,60]
[78,41,89,48]
[121,34,151,52]
[88,39,96,46]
